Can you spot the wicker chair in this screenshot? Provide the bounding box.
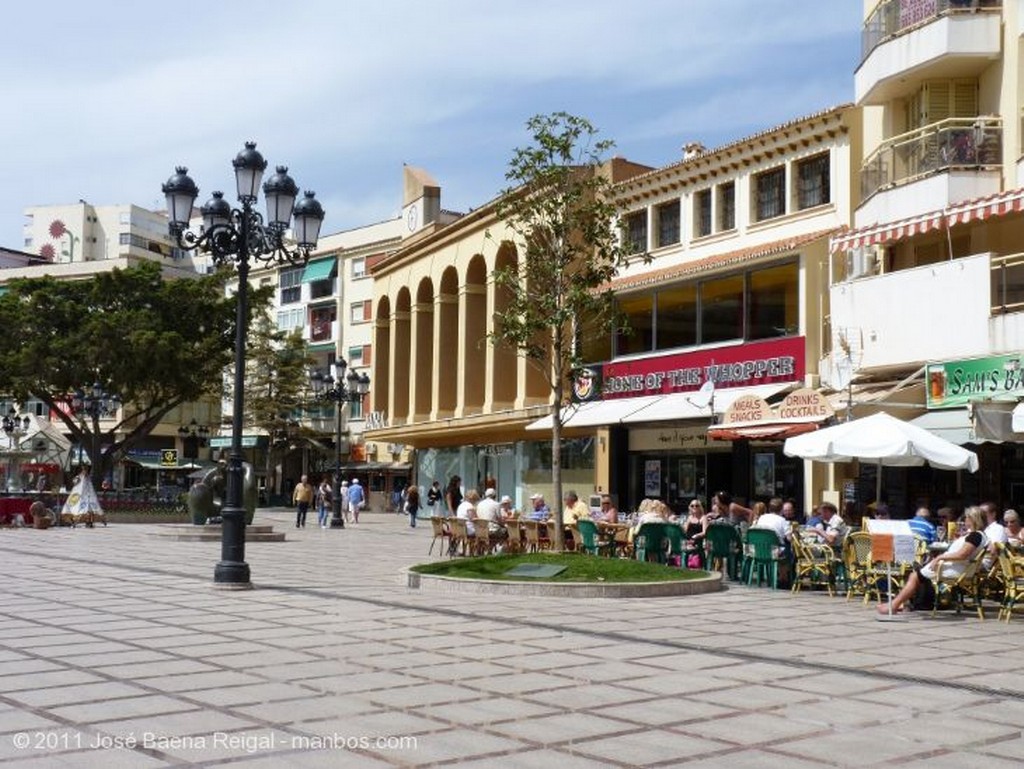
[996,544,1024,622]
[791,536,837,596]
[448,517,470,558]
[428,516,449,556]
[932,546,987,620]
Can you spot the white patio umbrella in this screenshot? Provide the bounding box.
[783,411,979,499]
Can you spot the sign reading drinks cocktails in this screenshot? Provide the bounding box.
[925,354,1024,409]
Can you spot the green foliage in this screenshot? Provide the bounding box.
[489,112,644,550]
[0,260,243,484]
[411,553,701,582]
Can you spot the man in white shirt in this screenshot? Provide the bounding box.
[982,501,1007,569]
[474,487,508,541]
[752,498,792,547]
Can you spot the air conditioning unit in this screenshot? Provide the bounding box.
[846,245,879,280]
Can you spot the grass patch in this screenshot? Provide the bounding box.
[411,552,704,582]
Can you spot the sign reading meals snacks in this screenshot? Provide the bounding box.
[721,395,772,424]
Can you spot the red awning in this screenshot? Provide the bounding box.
[830,188,1024,254]
[708,421,821,442]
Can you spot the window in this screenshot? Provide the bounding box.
[350,300,370,324]
[309,276,335,300]
[276,307,303,330]
[797,153,830,210]
[622,210,647,254]
[748,262,798,340]
[700,275,745,343]
[578,311,612,364]
[718,182,735,231]
[352,257,366,279]
[614,294,654,355]
[695,189,712,237]
[347,346,364,366]
[310,306,336,342]
[655,284,697,350]
[755,167,786,221]
[279,266,303,304]
[655,201,680,247]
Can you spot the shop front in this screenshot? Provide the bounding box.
[575,337,812,512]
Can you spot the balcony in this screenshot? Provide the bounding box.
[825,251,1024,373]
[857,117,1001,224]
[308,319,338,344]
[857,0,1001,105]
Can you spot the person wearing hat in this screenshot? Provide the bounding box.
[527,493,550,521]
[339,480,350,523]
[498,495,516,521]
[475,487,507,540]
[347,478,365,523]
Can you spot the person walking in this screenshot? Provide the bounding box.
[347,478,365,523]
[445,475,463,518]
[339,480,350,523]
[406,484,422,528]
[426,480,443,517]
[292,474,314,528]
[316,476,333,528]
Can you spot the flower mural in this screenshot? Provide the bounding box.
[40,218,79,262]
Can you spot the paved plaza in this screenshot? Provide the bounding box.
[0,511,1022,768]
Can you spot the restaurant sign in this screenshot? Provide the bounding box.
[581,337,804,401]
[926,353,1024,409]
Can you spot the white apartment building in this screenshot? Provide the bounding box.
[22,201,193,267]
[828,0,1023,510]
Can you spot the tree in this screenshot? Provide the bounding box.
[490,112,645,551]
[0,260,242,487]
[243,312,315,493]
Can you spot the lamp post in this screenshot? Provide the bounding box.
[69,382,121,485]
[2,408,31,492]
[163,143,325,587]
[177,419,210,461]
[309,360,370,529]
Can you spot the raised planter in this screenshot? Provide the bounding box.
[405,568,723,597]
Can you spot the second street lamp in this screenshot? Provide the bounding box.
[309,361,370,529]
[163,142,325,588]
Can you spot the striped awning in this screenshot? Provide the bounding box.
[830,188,1024,254]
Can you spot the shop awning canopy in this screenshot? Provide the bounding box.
[301,257,336,283]
[830,188,1024,254]
[908,409,979,446]
[708,419,823,441]
[525,383,793,431]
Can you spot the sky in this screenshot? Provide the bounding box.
[0,1,862,252]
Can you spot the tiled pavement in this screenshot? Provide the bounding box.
[0,511,1022,768]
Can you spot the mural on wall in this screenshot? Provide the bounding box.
[38,220,79,263]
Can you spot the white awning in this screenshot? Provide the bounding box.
[525,383,793,431]
[525,396,662,431]
[908,409,978,446]
[620,382,793,424]
[1013,402,1024,433]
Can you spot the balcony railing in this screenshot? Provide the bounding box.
[862,0,1001,64]
[860,116,1002,200]
[991,252,1024,315]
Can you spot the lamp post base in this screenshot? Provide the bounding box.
[214,560,252,587]
[330,516,345,528]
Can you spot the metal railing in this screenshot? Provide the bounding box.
[860,116,1002,200]
[862,0,1002,63]
[991,252,1024,315]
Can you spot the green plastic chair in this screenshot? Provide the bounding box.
[744,528,785,588]
[575,519,614,557]
[662,524,688,567]
[705,523,740,579]
[634,522,669,564]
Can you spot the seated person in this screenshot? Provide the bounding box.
[710,491,752,528]
[812,502,849,549]
[526,493,550,521]
[498,495,517,521]
[630,499,671,542]
[475,487,507,537]
[456,489,480,536]
[681,498,707,549]
[563,490,591,524]
[592,494,619,524]
[879,506,986,615]
[935,507,955,541]
[1004,509,1022,546]
[750,497,793,559]
[907,506,937,545]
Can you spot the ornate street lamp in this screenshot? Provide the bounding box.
[2,408,31,492]
[178,418,210,460]
[69,382,121,482]
[163,142,325,587]
[309,360,370,529]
